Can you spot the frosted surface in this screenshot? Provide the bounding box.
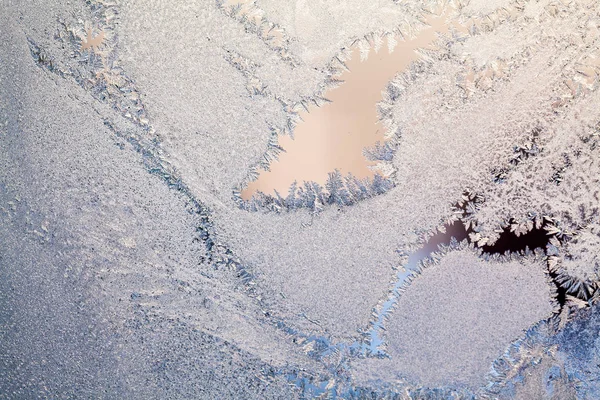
[355,248,553,389]
[2,0,600,398]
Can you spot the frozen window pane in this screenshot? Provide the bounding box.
[3,0,600,398]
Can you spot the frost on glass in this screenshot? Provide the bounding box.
[3,0,600,398]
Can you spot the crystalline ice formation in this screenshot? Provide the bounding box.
[484,303,600,399]
[354,246,554,390]
[255,0,427,66]
[4,0,600,397]
[558,224,600,282]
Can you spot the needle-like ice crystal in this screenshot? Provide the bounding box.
[3,0,600,398]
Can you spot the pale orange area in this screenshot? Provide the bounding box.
[241,12,455,200]
[81,28,105,51]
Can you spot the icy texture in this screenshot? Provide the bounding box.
[553,304,600,399]
[256,0,426,66]
[1,4,311,396]
[355,247,554,390]
[3,0,600,397]
[116,0,575,345]
[559,224,600,282]
[485,304,600,399]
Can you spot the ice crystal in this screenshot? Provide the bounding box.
[5,0,600,397]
